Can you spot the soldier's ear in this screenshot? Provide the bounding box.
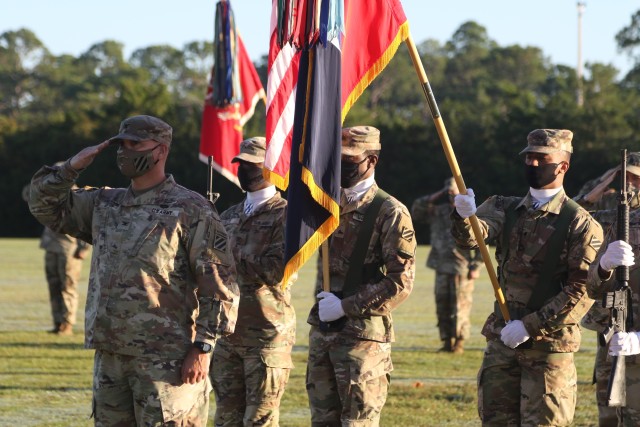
[558,161,570,174]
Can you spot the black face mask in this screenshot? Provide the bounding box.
[341,157,369,188]
[237,164,265,192]
[525,163,560,189]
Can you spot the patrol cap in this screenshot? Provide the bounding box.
[628,152,640,177]
[341,126,381,156]
[444,177,458,192]
[109,115,172,146]
[519,129,573,155]
[231,137,266,163]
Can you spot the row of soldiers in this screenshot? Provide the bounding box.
[27,116,414,426]
[26,115,640,426]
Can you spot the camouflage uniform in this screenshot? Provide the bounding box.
[29,115,239,426]
[580,304,618,427]
[306,126,416,427]
[40,227,89,333]
[578,153,640,427]
[411,182,481,351]
[211,137,294,427]
[452,129,603,426]
[586,155,640,427]
[577,187,618,427]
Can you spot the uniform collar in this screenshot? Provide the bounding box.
[122,175,175,206]
[341,182,379,214]
[518,187,566,214]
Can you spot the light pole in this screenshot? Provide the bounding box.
[577,1,586,106]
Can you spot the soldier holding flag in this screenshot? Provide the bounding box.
[306,127,416,426]
[452,129,603,426]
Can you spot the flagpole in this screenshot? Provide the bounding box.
[404,34,510,322]
[322,241,330,292]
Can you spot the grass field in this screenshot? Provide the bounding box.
[0,239,601,426]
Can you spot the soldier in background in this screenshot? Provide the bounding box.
[306,126,416,426]
[578,152,640,427]
[29,115,239,426]
[452,129,603,426]
[585,152,640,426]
[211,137,294,427]
[39,227,89,335]
[412,177,482,354]
[23,183,90,335]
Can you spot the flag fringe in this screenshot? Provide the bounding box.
[263,168,290,190]
[281,165,340,287]
[341,21,409,123]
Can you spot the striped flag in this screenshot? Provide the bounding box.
[279,1,344,286]
[199,1,266,187]
[263,1,301,190]
[264,0,409,189]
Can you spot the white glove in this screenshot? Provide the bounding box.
[609,331,640,356]
[317,291,346,322]
[599,240,635,272]
[500,320,530,349]
[454,188,476,218]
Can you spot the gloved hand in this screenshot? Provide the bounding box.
[317,291,346,322]
[454,188,476,218]
[500,320,530,349]
[599,240,635,272]
[609,331,640,356]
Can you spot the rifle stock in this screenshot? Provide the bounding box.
[604,149,630,407]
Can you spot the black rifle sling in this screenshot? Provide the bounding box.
[342,189,390,297]
[501,197,581,313]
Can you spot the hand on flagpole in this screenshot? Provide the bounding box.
[317,291,346,322]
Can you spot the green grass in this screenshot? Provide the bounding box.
[0,239,601,426]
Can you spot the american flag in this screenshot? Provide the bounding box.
[263,1,301,190]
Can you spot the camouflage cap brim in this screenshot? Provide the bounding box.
[341,145,367,156]
[231,152,264,163]
[108,133,145,145]
[518,145,564,155]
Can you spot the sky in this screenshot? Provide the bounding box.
[1,1,638,77]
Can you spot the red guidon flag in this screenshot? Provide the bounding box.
[199,6,265,187]
[264,0,409,190]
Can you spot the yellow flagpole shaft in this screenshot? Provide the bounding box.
[322,241,330,292]
[404,34,510,322]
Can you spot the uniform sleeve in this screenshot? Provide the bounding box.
[189,209,240,345]
[586,223,616,300]
[341,202,416,317]
[410,194,437,224]
[237,208,286,286]
[521,212,603,337]
[451,195,505,249]
[29,160,97,244]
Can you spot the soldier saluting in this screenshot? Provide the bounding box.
[452,129,603,426]
[29,115,239,426]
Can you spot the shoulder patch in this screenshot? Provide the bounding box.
[589,235,602,253]
[213,229,228,252]
[401,226,414,242]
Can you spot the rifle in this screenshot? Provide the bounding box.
[603,148,632,407]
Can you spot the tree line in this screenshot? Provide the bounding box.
[2,13,640,239]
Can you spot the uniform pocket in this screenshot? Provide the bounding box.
[158,377,211,423]
[540,354,577,426]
